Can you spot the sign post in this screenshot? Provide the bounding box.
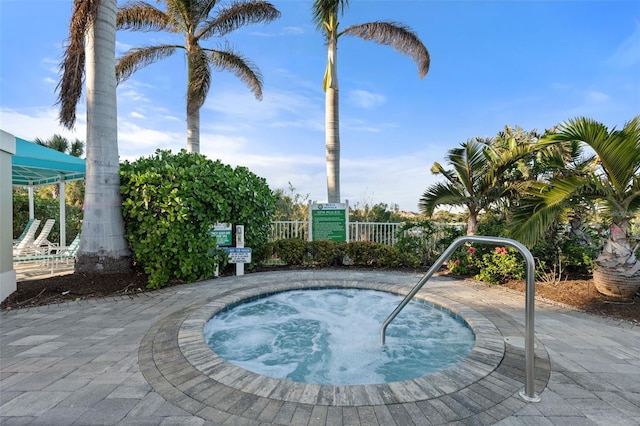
[235,225,245,276]
[309,201,349,242]
[211,223,232,277]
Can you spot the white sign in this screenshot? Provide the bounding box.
[226,247,252,264]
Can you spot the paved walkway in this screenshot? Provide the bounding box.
[1,270,639,425]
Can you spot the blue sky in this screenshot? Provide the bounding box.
[1,0,639,212]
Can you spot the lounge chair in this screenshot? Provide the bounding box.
[13,219,56,256]
[13,234,80,272]
[48,234,81,267]
[13,218,36,246]
[12,219,42,256]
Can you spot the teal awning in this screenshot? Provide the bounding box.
[12,137,86,186]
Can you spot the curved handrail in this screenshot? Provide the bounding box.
[380,235,540,402]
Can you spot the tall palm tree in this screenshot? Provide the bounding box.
[511,116,640,298]
[116,0,280,153]
[312,0,430,203]
[57,0,131,273]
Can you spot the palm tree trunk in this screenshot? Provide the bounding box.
[467,211,478,235]
[187,109,200,153]
[593,220,640,298]
[77,0,130,273]
[325,34,340,203]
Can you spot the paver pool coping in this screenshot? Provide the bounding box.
[139,273,551,424]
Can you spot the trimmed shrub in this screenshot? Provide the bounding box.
[273,238,307,266]
[120,150,275,288]
[308,240,343,266]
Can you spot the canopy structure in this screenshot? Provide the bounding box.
[10,136,86,253]
[12,137,86,186]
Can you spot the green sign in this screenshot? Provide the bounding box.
[211,223,232,247]
[311,203,347,242]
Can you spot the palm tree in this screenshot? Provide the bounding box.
[419,135,535,235]
[312,0,430,203]
[419,139,495,235]
[511,116,640,298]
[57,0,131,273]
[116,0,280,153]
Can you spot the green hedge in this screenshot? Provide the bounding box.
[271,239,419,268]
[120,150,275,288]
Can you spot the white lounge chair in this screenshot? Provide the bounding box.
[13,219,56,256]
[13,234,80,272]
[12,219,42,256]
[13,218,36,246]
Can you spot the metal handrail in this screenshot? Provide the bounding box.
[380,235,540,402]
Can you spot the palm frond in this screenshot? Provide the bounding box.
[198,0,280,39]
[116,45,181,84]
[205,47,263,101]
[510,193,567,247]
[164,0,191,29]
[187,47,212,113]
[430,162,458,185]
[193,0,219,24]
[341,21,430,78]
[418,182,465,216]
[117,1,177,32]
[57,0,100,129]
[312,0,349,30]
[541,116,640,194]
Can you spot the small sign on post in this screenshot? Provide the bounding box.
[226,247,252,264]
[211,223,232,277]
[212,223,233,247]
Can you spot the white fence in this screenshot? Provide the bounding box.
[270,221,466,247]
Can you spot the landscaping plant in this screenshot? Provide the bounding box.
[120,150,275,288]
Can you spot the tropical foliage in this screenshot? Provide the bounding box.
[419,136,531,235]
[116,0,280,153]
[511,116,640,297]
[120,150,276,287]
[311,0,430,203]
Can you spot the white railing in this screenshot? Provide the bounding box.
[271,221,465,247]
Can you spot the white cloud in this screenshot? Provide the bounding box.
[130,111,145,119]
[347,90,386,109]
[0,107,86,142]
[203,87,324,132]
[283,26,305,35]
[587,90,610,103]
[117,121,182,160]
[606,22,640,68]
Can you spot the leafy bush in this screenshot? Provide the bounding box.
[395,220,464,266]
[270,239,418,268]
[475,246,526,284]
[120,150,275,288]
[308,240,342,266]
[343,241,419,268]
[448,244,481,276]
[273,238,307,266]
[448,244,525,284]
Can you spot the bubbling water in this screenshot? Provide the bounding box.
[204,289,475,385]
